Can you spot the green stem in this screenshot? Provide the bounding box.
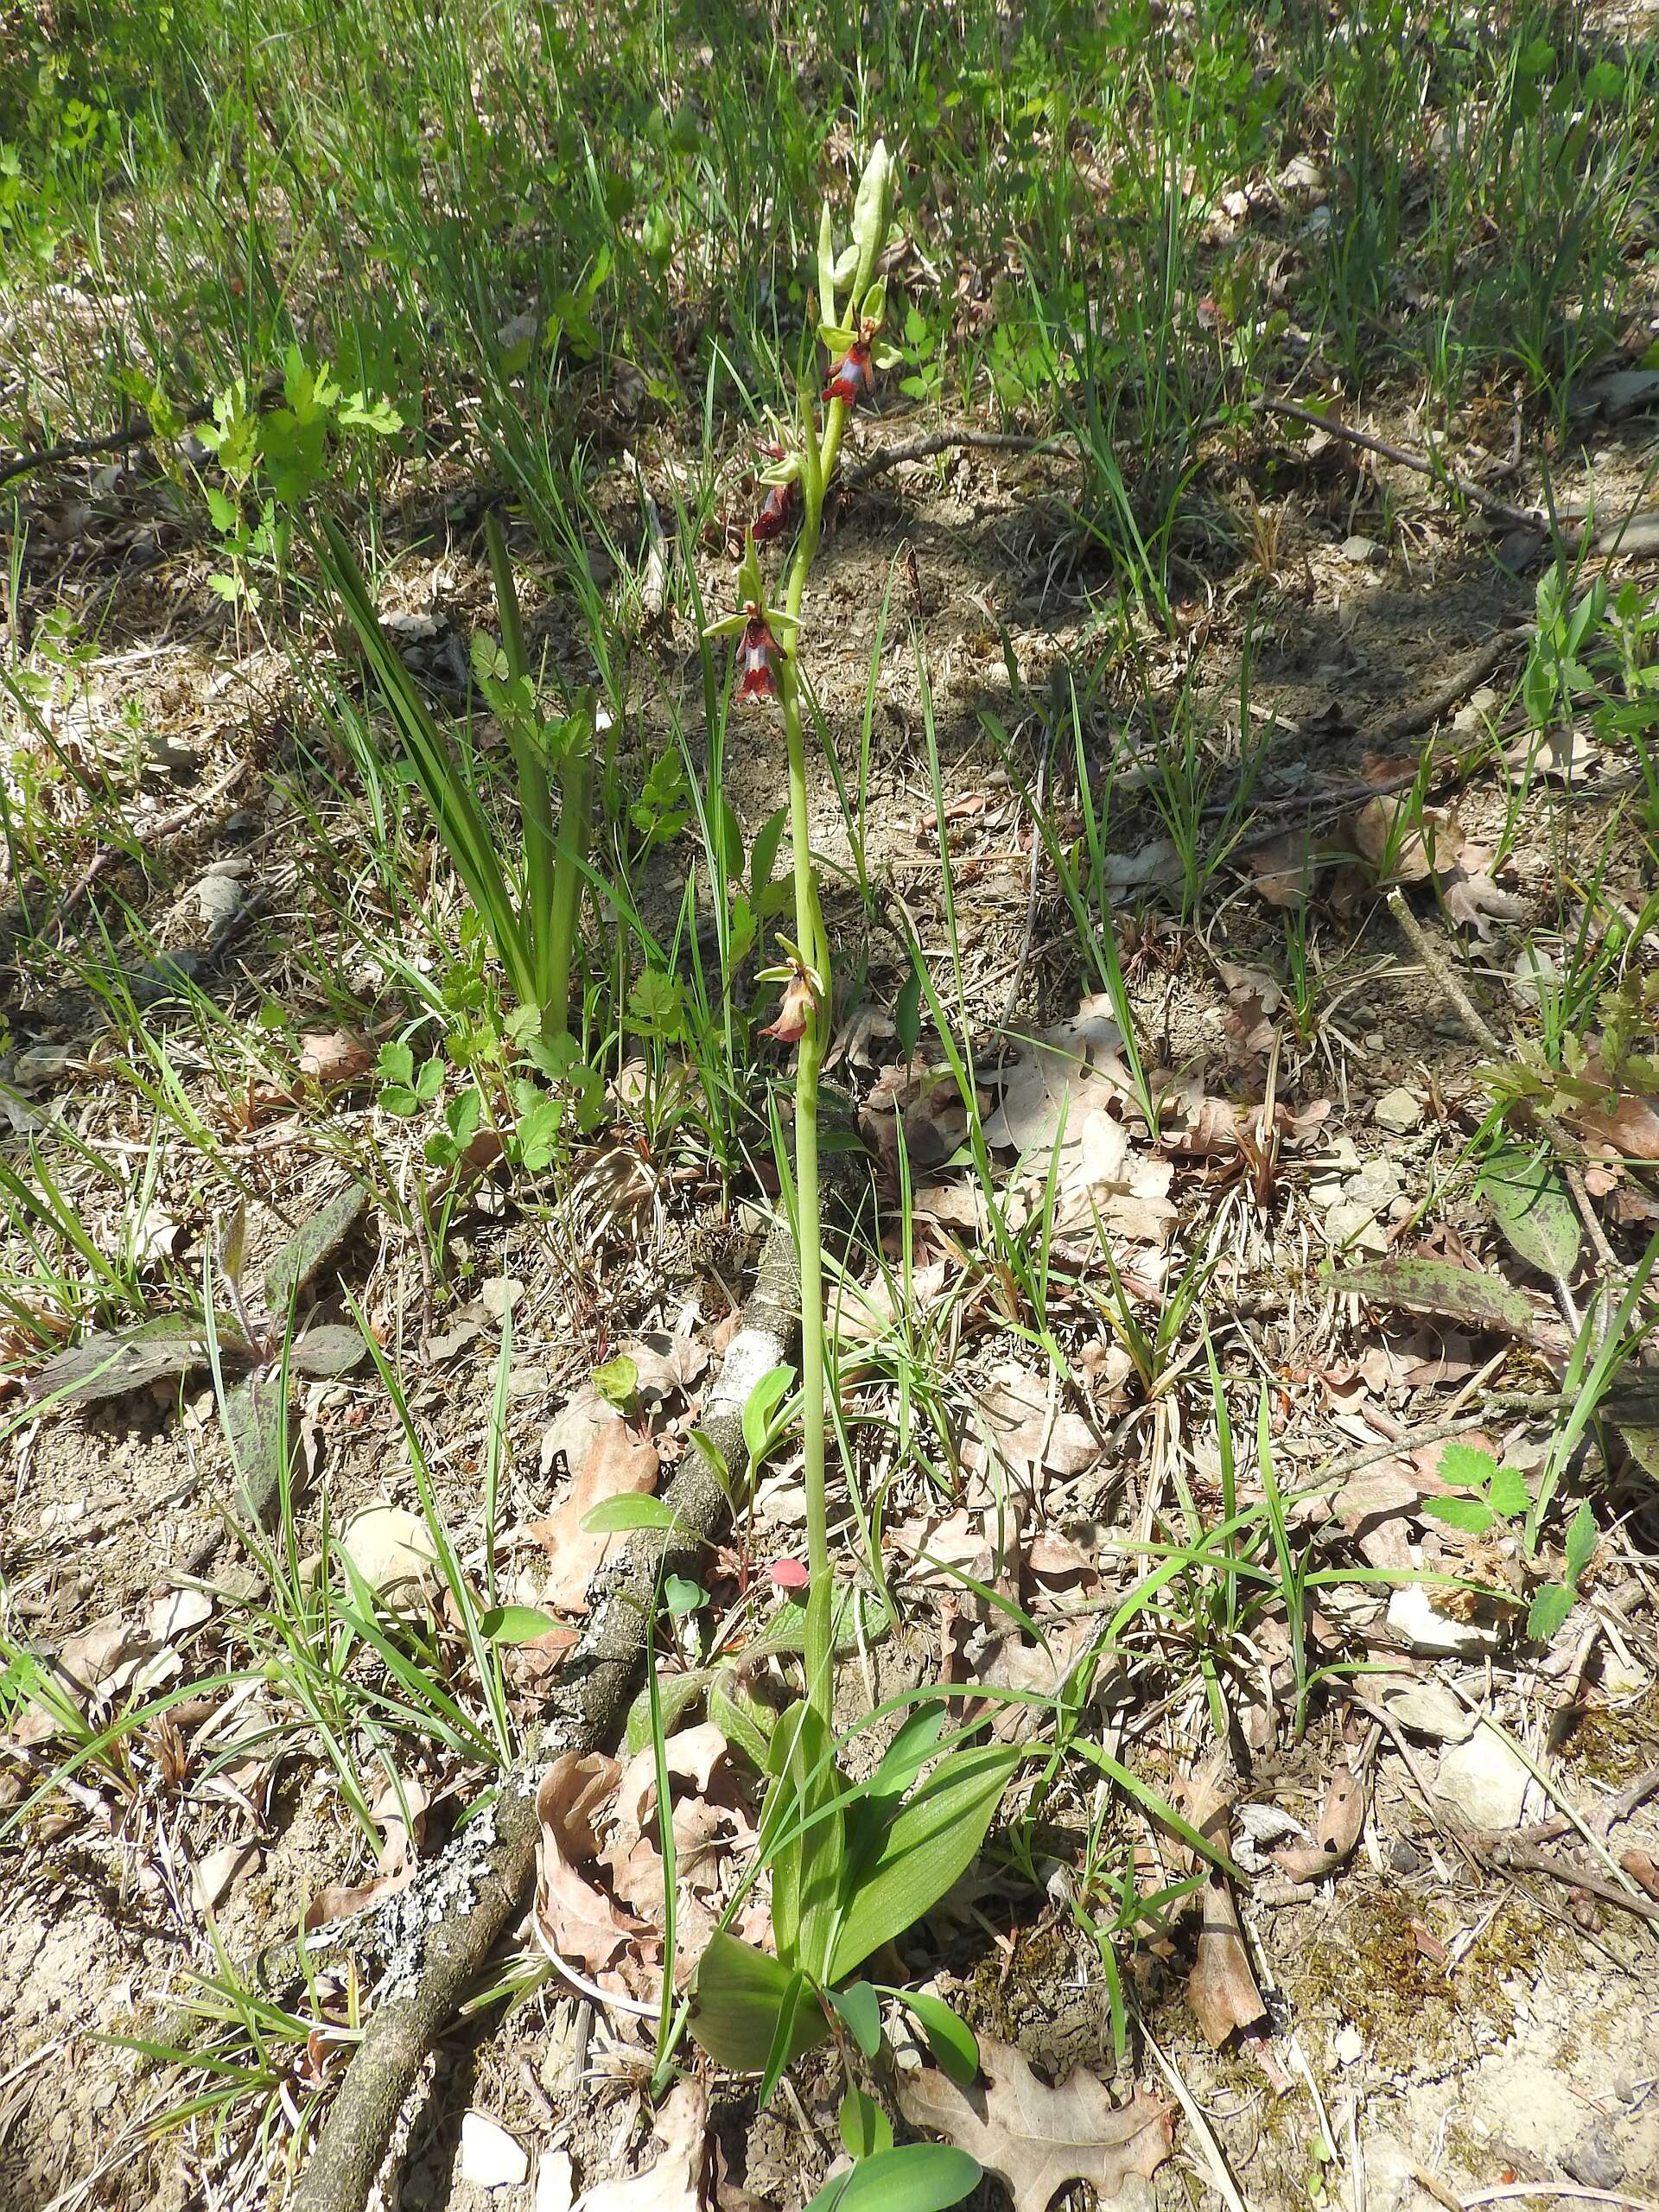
[781,393,846,1725]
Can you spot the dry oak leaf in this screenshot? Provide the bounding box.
[533,1752,651,1974]
[531,1391,660,1614]
[896,2036,1173,2212]
[575,2077,708,2212]
[298,1028,374,1087]
[1436,842,1527,939]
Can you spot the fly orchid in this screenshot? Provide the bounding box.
[702,533,798,707]
[698,146,896,1909]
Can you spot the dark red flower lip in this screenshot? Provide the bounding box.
[823,340,874,408]
[753,478,799,542]
[734,607,782,702]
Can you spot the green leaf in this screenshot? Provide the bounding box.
[378,1040,414,1088]
[1422,1495,1497,1535]
[1527,1580,1576,1641]
[707,1670,775,1768]
[1478,1143,1583,1281]
[1486,1463,1532,1522]
[888,1987,979,2087]
[765,1700,844,1978]
[478,1605,564,1644]
[830,1743,1020,1981]
[686,1427,734,1496]
[829,1980,882,2059]
[580,1494,674,1535]
[1563,1498,1598,1584]
[1326,1257,1555,1348]
[592,1354,639,1411]
[625,1669,708,1754]
[751,805,788,899]
[689,1932,832,2071]
[807,2144,982,2212]
[664,1574,704,1618]
[760,1967,810,2110]
[742,1364,796,1463]
[262,1184,370,1313]
[839,2084,893,2160]
[1438,1442,1499,1490]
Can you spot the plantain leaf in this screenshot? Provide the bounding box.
[1478,1143,1582,1280]
[688,1931,832,2071]
[263,1183,369,1313]
[830,1743,1020,1981]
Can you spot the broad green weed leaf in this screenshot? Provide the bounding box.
[830,1743,1020,1981]
[580,1494,673,1535]
[1564,1498,1598,1583]
[1478,1143,1582,1280]
[478,1605,564,1643]
[1422,1495,1496,1535]
[689,1932,830,2071]
[829,1980,882,2058]
[806,2144,981,2212]
[890,1987,980,2086]
[840,2084,891,2158]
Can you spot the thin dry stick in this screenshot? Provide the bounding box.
[1384,885,1620,1279]
[1482,1839,1659,1927]
[1255,394,1659,557]
[842,424,1071,488]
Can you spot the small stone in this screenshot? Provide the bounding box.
[1382,1682,1475,1742]
[1341,533,1385,564]
[1373,1086,1422,1134]
[1563,2133,1624,2190]
[1347,1158,1402,1208]
[459,2113,529,2190]
[1388,1840,1422,1875]
[1325,1200,1387,1253]
[340,1503,440,1600]
[1434,1730,1537,1829]
[480,1274,525,1321]
[1386,1586,1503,1658]
[1334,2023,1365,2066]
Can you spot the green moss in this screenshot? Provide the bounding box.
[1281,1885,1554,2069]
[1559,1684,1659,1789]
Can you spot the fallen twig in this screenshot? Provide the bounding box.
[1481,1837,1659,1927]
[140,1220,800,2212]
[842,424,1071,488]
[1384,886,1621,1279]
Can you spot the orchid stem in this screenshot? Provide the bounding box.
[780,391,847,1726]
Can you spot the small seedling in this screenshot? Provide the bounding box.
[1424,1442,1596,1640]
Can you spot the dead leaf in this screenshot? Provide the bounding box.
[1176,1766,1268,2046]
[299,1029,374,1087]
[1353,796,1458,881]
[192,1838,260,1913]
[1568,1087,1659,1163]
[303,1864,416,1928]
[829,1262,947,1348]
[861,1062,970,1169]
[1243,825,1341,908]
[1437,842,1528,938]
[1274,1765,1368,1881]
[575,2079,708,2212]
[533,1753,650,1973]
[532,1393,660,1613]
[1504,722,1599,782]
[896,2036,1173,2212]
